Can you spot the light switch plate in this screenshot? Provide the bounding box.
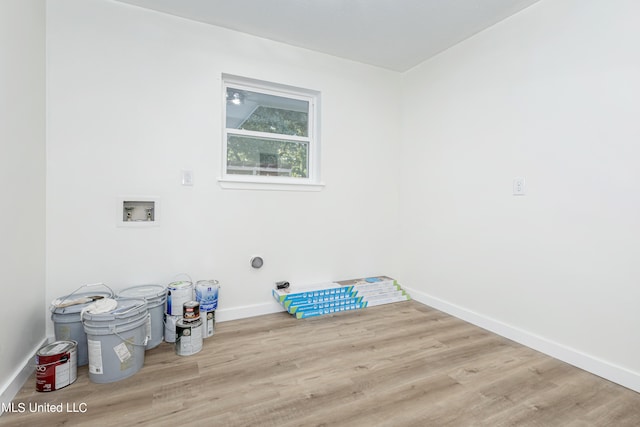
[513,177,525,195]
[182,170,193,186]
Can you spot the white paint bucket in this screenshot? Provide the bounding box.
[163,314,182,343]
[50,289,113,366]
[82,298,149,384]
[117,284,166,350]
[175,319,203,356]
[165,281,193,316]
[195,280,219,312]
[35,340,78,392]
[201,308,216,339]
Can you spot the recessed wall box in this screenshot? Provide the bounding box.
[117,197,160,227]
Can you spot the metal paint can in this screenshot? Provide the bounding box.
[202,308,216,338]
[183,301,200,322]
[195,280,219,311]
[35,340,78,392]
[176,319,203,356]
[164,314,182,343]
[165,281,193,316]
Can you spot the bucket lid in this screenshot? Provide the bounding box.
[82,298,147,322]
[37,340,77,356]
[117,284,165,300]
[50,291,113,314]
[177,318,202,327]
[196,279,220,288]
[168,281,192,289]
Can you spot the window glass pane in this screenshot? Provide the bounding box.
[227,135,309,178]
[226,87,309,137]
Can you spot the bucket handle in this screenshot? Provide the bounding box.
[109,314,150,347]
[197,279,220,288]
[110,303,146,316]
[112,330,149,347]
[171,273,193,284]
[51,282,115,312]
[32,357,70,368]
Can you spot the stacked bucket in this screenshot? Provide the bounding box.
[46,278,220,389]
[81,297,149,384]
[117,284,167,350]
[164,280,193,344]
[50,284,114,368]
[195,280,219,339]
[49,283,164,386]
[164,279,220,356]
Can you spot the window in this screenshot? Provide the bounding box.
[221,75,321,190]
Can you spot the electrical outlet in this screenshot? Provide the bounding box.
[513,177,525,195]
[181,170,193,186]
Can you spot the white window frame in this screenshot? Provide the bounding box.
[219,74,323,191]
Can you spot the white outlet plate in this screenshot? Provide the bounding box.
[513,177,526,195]
[181,170,193,186]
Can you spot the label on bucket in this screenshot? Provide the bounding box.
[146,314,152,344]
[88,339,103,374]
[200,301,217,312]
[164,314,181,343]
[55,353,75,389]
[206,313,214,336]
[195,282,219,310]
[176,321,203,355]
[113,342,132,363]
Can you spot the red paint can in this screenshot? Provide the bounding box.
[35,340,78,392]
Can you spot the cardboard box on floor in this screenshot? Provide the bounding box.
[284,294,363,312]
[273,276,411,319]
[272,282,352,304]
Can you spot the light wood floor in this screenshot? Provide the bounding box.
[3,301,640,426]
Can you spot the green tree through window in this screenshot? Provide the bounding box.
[228,107,308,177]
[223,76,318,183]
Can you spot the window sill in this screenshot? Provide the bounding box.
[218,178,325,192]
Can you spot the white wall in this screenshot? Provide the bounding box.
[37,0,640,399]
[400,0,640,390]
[0,0,46,404]
[46,0,401,331]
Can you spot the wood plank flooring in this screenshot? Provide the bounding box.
[3,300,640,426]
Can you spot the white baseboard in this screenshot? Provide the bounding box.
[0,336,49,416]
[403,286,640,394]
[216,300,285,323]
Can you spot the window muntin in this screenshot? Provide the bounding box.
[226,88,309,137]
[222,76,318,185]
[227,135,309,178]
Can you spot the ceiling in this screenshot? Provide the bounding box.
[116,0,541,72]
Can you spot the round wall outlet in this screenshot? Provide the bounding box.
[250,256,264,269]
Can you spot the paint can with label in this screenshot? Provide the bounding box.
[175,318,203,356]
[82,298,149,384]
[35,340,78,392]
[195,280,219,312]
[117,284,166,350]
[165,281,193,316]
[201,308,216,338]
[183,301,200,322]
[163,314,182,343]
